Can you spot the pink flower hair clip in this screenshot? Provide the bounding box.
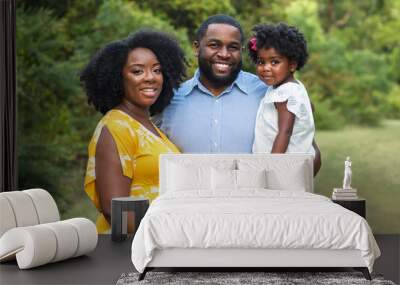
[249,37,257,51]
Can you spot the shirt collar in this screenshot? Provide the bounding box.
[182,69,250,96]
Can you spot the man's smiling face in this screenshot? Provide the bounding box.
[195,23,242,89]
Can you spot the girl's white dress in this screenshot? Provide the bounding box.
[252,80,315,156]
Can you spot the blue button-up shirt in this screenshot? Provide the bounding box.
[159,70,267,153]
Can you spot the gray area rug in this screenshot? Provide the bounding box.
[116,271,396,285]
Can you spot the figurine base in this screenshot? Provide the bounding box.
[332,188,358,200]
[333,188,357,192]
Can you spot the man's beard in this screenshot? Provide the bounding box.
[198,55,242,89]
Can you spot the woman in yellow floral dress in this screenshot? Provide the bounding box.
[80,30,187,233]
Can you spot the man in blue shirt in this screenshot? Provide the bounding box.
[159,15,321,173]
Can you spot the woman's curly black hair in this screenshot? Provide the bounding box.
[247,23,308,70]
[80,29,187,115]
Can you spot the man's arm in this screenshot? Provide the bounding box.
[310,102,321,177]
[313,139,321,177]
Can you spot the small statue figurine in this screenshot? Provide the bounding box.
[342,156,352,190]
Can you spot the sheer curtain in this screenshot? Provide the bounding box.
[0,0,17,192]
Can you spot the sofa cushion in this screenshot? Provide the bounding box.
[0,191,39,228]
[0,189,60,238]
[0,218,97,269]
[0,196,17,237]
[24,189,60,223]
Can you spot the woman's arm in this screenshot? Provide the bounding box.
[95,126,131,225]
[271,101,295,153]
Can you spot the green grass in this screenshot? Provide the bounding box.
[315,120,400,234]
[61,120,400,234]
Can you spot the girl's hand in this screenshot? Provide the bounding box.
[271,101,295,153]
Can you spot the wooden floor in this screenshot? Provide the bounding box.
[0,235,398,285]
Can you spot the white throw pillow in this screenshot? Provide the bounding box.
[236,169,267,188]
[166,159,236,192]
[211,169,268,190]
[167,163,210,191]
[211,168,237,190]
[266,166,306,191]
[237,158,309,191]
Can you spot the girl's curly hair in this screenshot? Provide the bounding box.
[80,29,187,115]
[247,23,308,70]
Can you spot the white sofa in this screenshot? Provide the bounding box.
[131,154,379,280]
[0,188,97,269]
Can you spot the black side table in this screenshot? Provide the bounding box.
[111,197,149,242]
[332,198,366,218]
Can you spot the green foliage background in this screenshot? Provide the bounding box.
[17,0,400,233]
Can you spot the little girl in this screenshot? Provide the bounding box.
[248,23,315,156]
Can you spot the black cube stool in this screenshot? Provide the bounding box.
[111,197,149,242]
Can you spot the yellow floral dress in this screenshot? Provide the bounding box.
[84,109,180,233]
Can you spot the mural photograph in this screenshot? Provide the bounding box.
[16,0,399,234]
